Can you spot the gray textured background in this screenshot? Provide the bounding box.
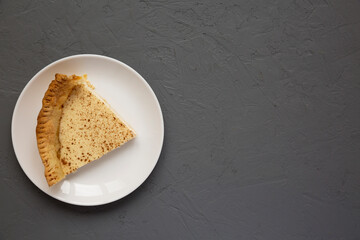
[1,0,360,239]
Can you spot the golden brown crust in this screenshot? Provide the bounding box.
[36,74,87,186]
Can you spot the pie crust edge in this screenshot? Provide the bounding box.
[36,74,87,186]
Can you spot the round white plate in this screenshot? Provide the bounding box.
[11,54,164,206]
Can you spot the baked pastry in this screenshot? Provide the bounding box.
[36,74,135,186]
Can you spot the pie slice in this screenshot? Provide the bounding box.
[36,74,136,186]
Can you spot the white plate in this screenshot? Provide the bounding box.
[11,54,164,206]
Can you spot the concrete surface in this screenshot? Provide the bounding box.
[1,0,360,239]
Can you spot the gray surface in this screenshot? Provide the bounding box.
[1,0,360,239]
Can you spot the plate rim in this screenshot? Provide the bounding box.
[11,54,164,206]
